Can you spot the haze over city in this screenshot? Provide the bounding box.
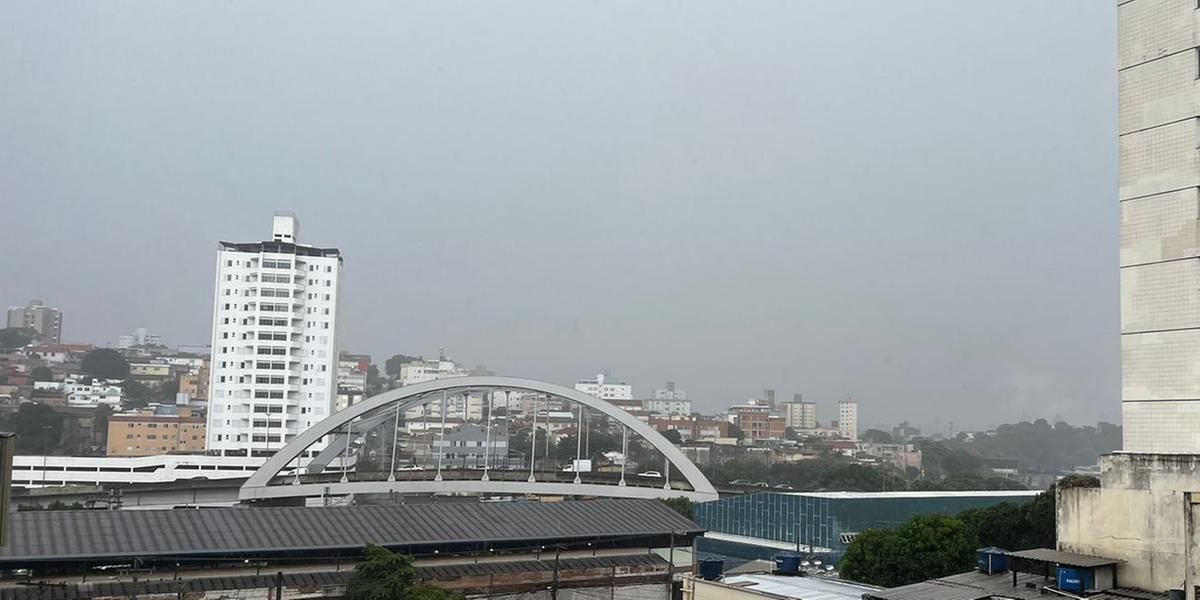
[0,2,1117,428]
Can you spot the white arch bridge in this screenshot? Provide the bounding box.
[238,376,719,504]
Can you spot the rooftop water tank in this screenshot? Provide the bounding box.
[697,558,724,581]
[1057,566,1094,593]
[774,553,802,575]
[976,547,1008,575]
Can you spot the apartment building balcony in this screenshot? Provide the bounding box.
[253,382,300,393]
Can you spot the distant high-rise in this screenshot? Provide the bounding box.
[645,382,691,415]
[6,299,62,344]
[784,394,817,430]
[838,399,858,441]
[117,327,162,348]
[205,213,342,457]
[763,388,776,411]
[574,373,633,401]
[653,381,687,401]
[1118,0,1200,453]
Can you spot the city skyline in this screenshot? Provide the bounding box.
[0,2,1118,427]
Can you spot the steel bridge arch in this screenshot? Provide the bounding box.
[238,376,719,503]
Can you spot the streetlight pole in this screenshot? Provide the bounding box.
[503,390,511,470]
[619,426,627,487]
[574,404,583,484]
[340,418,352,483]
[528,394,539,483]
[482,389,492,482]
[41,425,54,486]
[435,390,447,482]
[388,400,402,482]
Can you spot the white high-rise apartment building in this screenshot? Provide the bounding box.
[205,214,342,457]
[574,373,633,401]
[1118,0,1200,453]
[785,396,817,430]
[837,399,857,441]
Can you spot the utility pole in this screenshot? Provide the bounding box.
[1186,491,1195,600]
[667,531,676,587]
[551,545,562,600]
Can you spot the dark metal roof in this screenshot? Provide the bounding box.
[1089,589,1170,600]
[0,499,701,563]
[865,571,1046,600]
[1006,548,1122,568]
[217,240,342,259]
[0,555,669,600]
[420,553,665,580]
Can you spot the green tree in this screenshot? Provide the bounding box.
[662,429,683,445]
[861,429,894,444]
[122,379,152,409]
[0,327,37,349]
[1057,474,1100,490]
[18,501,85,511]
[30,366,54,382]
[93,404,114,447]
[727,424,745,441]
[159,378,180,402]
[952,420,1121,474]
[81,349,130,379]
[367,364,384,394]
[839,514,975,587]
[384,355,422,379]
[6,403,63,454]
[348,545,459,600]
[660,497,694,520]
[959,487,1055,551]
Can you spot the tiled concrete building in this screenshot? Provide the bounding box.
[1118,0,1200,453]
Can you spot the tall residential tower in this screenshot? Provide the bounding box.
[1118,0,1200,453]
[7,300,62,344]
[838,399,858,441]
[205,214,342,457]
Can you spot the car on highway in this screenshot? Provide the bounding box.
[636,470,662,478]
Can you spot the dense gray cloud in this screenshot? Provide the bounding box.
[0,2,1117,431]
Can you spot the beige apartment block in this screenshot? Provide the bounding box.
[107,406,206,456]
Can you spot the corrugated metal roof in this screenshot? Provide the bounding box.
[420,554,665,580]
[720,574,878,600]
[1006,548,1122,568]
[0,555,669,600]
[865,570,1046,600]
[0,499,701,563]
[1089,588,1169,600]
[785,491,1042,500]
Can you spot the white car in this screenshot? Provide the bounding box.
[397,465,425,471]
[637,470,662,478]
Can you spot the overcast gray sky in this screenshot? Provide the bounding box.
[0,2,1117,432]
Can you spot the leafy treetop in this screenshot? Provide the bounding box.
[347,545,460,600]
[81,349,130,379]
